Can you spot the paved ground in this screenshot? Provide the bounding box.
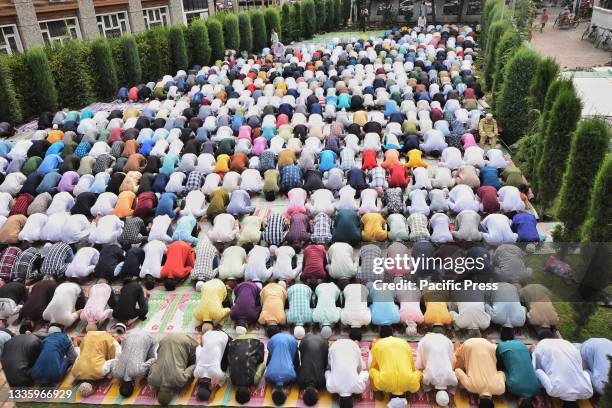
[531,10,611,71]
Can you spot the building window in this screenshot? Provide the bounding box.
[183,0,209,23]
[143,6,170,29]
[0,24,23,55]
[466,0,483,14]
[96,12,130,38]
[39,18,81,46]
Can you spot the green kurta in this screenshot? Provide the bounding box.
[147,333,198,390]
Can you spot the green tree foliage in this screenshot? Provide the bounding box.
[490,27,521,111]
[535,85,582,212]
[120,35,142,86]
[222,13,240,51]
[342,0,351,24]
[281,3,293,42]
[334,0,343,26]
[137,27,170,82]
[188,20,211,67]
[3,54,30,118]
[302,0,317,39]
[90,37,118,101]
[315,0,325,32]
[0,57,22,124]
[529,57,559,112]
[581,154,612,243]
[238,12,253,54]
[514,133,538,180]
[483,20,510,91]
[555,118,609,241]
[325,0,335,31]
[291,2,303,41]
[25,48,58,113]
[251,10,268,52]
[207,19,225,63]
[496,47,540,145]
[481,0,503,51]
[264,8,281,43]
[169,25,189,71]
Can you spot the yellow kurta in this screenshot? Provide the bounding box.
[193,278,230,325]
[258,283,287,325]
[369,336,422,395]
[405,149,428,169]
[454,338,505,398]
[71,331,116,380]
[214,154,231,174]
[361,213,388,242]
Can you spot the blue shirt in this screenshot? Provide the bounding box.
[318,150,337,172]
[265,333,298,386]
[496,340,540,398]
[511,213,540,242]
[280,165,303,191]
[156,192,177,218]
[369,289,400,325]
[31,332,74,384]
[139,140,154,156]
[36,172,62,194]
[159,154,179,175]
[45,142,64,157]
[37,154,63,175]
[480,166,501,189]
[171,215,198,244]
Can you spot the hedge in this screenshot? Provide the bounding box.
[529,57,560,112]
[535,85,582,212]
[483,20,510,91]
[314,0,325,32]
[342,0,351,25]
[207,19,225,63]
[238,12,253,54]
[5,53,31,118]
[25,48,58,113]
[0,57,22,123]
[554,118,609,241]
[188,20,211,67]
[47,40,94,110]
[302,0,317,39]
[334,0,343,27]
[325,0,335,31]
[481,0,503,51]
[169,25,189,72]
[291,2,303,41]
[281,3,293,43]
[581,155,612,242]
[90,37,118,101]
[136,27,170,83]
[119,35,142,86]
[251,10,268,52]
[496,47,540,145]
[264,8,281,44]
[490,27,521,112]
[222,14,240,51]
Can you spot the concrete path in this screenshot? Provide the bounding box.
[531,15,611,71]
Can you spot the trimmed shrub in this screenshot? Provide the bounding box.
[207,19,225,63]
[264,8,281,44]
[514,132,538,181]
[483,20,510,91]
[315,0,326,32]
[120,35,142,86]
[90,37,118,101]
[251,10,268,52]
[188,20,211,67]
[531,78,574,190]
[137,27,170,82]
[47,40,94,110]
[169,25,189,72]
[554,118,609,241]
[222,14,240,51]
[238,12,253,54]
[4,54,30,118]
[529,57,559,112]
[281,3,293,42]
[581,155,612,241]
[496,47,540,145]
[490,27,521,111]
[535,85,582,212]
[342,0,351,25]
[325,0,335,31]
[0,57,22,124]
[302,0,317,39]
[481,0,502,51]
[291,2,303,41]
[25,48,58,113]
[334,0,343,27]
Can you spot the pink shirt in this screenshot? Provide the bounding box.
[251,137,267,156]
[461,133,478,148]
[80,283,113,323]
[238,125,252,142]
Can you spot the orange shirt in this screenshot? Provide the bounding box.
[113,191,136,218]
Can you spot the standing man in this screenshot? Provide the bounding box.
[479,113,499,149]
[540,9,549,32]
[360,5,369,32]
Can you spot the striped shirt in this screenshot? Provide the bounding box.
[262,213,288,246]
[41,243,74,278]
[11,247,43,283]
[0,247,22,281]
[191,240,219,282]
[407,213,431,241]
[184,171,204,192]
[311,213,333,244]
[118,216,146,246]
[286,284,313,325]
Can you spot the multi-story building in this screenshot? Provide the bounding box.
[0,0,244,54]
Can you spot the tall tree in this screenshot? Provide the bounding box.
[529,57,560,112]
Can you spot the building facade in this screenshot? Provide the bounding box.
[0,0,245,54]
